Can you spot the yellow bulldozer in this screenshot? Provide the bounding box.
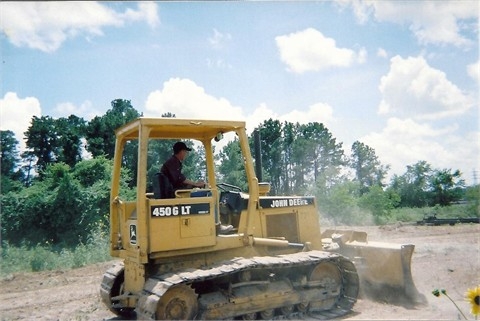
[100,117,423,320]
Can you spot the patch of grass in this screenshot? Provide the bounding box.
[389,207,429,223]
[389,203,479,224]
[0,227,111,277]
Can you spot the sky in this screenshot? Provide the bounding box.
[1,1,479,185]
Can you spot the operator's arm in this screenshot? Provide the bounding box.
[183,179,206,188]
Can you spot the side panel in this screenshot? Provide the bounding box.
[110,199,137,256]
[296,201,323,249]
[259,196,322,249]
[148,196,216,252]
[266,213,299,243]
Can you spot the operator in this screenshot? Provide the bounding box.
[161,141,233,234]
[161,141,206,189]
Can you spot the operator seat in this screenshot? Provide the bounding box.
[153,172,174,199]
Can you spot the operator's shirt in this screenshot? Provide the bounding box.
[161,155,186,189]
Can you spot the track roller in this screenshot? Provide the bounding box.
[296,302,309,313]
[156,285,198,320]
[259,309,275,319]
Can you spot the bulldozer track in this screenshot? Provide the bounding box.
[124,250,359,320]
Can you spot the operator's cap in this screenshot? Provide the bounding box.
[173,141,192,154]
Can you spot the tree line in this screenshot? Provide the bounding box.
[1,99,475,247]
[250,119,466,207]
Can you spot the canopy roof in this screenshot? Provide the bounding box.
[115,117,246,141]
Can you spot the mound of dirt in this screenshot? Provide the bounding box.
[0,224,478,320]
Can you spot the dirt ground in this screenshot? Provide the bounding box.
[0,223,478,321]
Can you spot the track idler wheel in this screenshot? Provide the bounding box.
[100,264,135,318]
[156,285,198,320]
[309,261,342,311]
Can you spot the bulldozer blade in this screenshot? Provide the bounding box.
[321,229,426,305]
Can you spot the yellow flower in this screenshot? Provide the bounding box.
[465,286,480,316]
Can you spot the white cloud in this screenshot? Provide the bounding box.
[143,78,336,134]
[248,103,277,131]
[280,102,335,126]
[0,92,41,150]
[377,48,388,58]
[0,94,103,155]
[335,0,373,24]
[275,28,366,73]
[467,59,480,84]
[122,2,159,29]
[361,117,479,185]
[144,78,244,121]
[338,0,478,47]
[206,58,232,70]
[378,55,474,120]
[206,29,233,70]
[53,100,102,120]
[357,47,368,64]
[245,102,335,134]
[208,28,232,50]
[0,2,159,52]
